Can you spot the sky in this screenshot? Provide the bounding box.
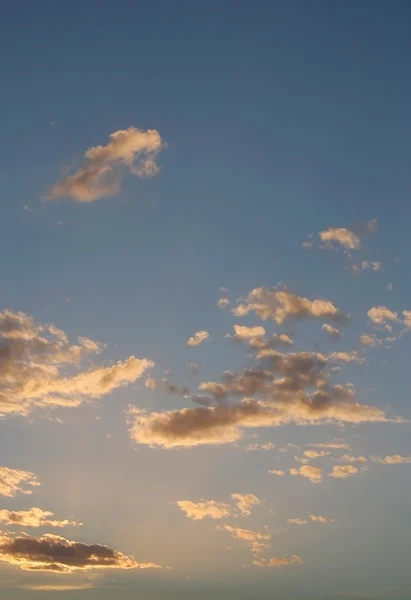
[1,1,411,598]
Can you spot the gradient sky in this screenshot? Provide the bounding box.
[1,1,411,599]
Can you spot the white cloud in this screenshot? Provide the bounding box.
[176,493,260,520]
[340,455,367,464]
[290,465,323,483]
[329,465,359,479]
[268,469,285,476]
[186,331,209,347]
[359,334,382,347]
[231,493,260,515]
[303,450,330,459]
[322,324,343,339]
[49,127,165,202]
[385,283,393,291]
[309,515,334,523]
[367,306,399,330]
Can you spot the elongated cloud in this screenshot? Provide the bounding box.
[359,333,382,347]
[307,441,351,450]
[127,393,396,449]
[49,127,165,202]
[254,555,303,568]
[371,455,411,464]
[309,515,334,523]
[287,518,308,525]
[340,455,367,464]
[303,450,330,459]
[0,532,164,572]
[290,465,323,483]
[0,468,40,498]
[233,289,348,325]
[186,331,209,347]
[0,310,152,417]
[319,228,361,250]
[0,508,81,528]
[329,465,359,479]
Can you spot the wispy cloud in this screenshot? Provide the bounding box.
[0,467,40,498]
[176,493,260,520]
[0,507,82,528]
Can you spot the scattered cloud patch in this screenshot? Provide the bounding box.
[0,507,82,528]
[290,465,323,483]
[0,468,40,498]
[186,331,209,347]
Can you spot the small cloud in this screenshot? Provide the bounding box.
[367,306,399,330]
[309,515,334,523]
[52,221,64,227]
[303,450,330,459]
[255,555,303,568]
[176,500,233,521]
[321,324,343,340]
[290,465,323,483]
[231,493,261,516]
[268,469,285,476]
[359,334,382,347]
[307,441,351,450]
[340,454,367,464]
[361,260,382,272]
[287,518,308,525]
[246,442,275,451]
[48,126,166,203]
[0,467,40,497]
[0,507,82,528]
[218,297,230,309]
[319,227,361,250]
[186,330,209,347]
[385,283,393,291]
[329,465,359,479]
[23,204,32,212]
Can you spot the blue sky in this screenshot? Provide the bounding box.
[0,1,411,598]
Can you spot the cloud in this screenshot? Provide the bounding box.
[309,515,334,523]
[233,325,266,345]
[233,288,348,325]
[145,378,189,397]
[0,532,164,572]
[319,228,361,250]
[17,583,95,592]
[290,465,323,483]
[231,493,260,516]
[246,442,275,451]
[218,298,230,309]
[0,309,152,417]
[328,351,365,365]
[0,508,82,528]
[268,469,285,476]
[186,331,209,347]
[254,555,303,568]
[307,441,351,450]
[361,261,382,272]
[329,465,359,479]
[176,493,260,521]
[359,334,382,347]
[370,455,411,464]
[49,127,165,202]
[303,450,330,459]
[386,283,393,291]
[287,518,308,525]
[127,391,396,449]
[340,455,367,464]
[0,468,40,497]
[322,324,343,339]
[403,311,411,329]
[367,306,399,330]
[175,500,233,521]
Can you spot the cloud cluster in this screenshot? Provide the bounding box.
[0,508,81,528]
[0,468,40,498]
[233,289,348,325]
[371,455,411,464]
[176,493,260,520]
[49,127,165,202]
[0,532,164,572]
[0,310,152,417]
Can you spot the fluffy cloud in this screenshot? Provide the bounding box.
[49,127,165,202]
[309,515,334,523]
[217,297,230,309]
[322,324,343,339]
[0,532,164,572]
[290,465,323,483]
[329,465,359,479]
[367,306,399,330]
[287,518,308,525]
[254,555,303,568]
[0,310,152,417]
[319,228,361,250]
[0,508,81,528]
[233,325,266,344]
[371,455,411,464]
[328,351,365,365]
[176,493,260,520]
[186,331,209,347]
[0,468,40,497]
[233,289,348,325]
[268,469,285,476]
